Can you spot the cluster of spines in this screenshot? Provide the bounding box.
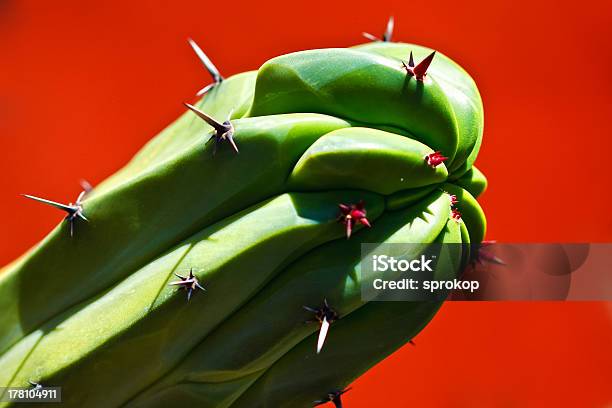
[22,180,92,236]
[168,268,206,301]
[402,50,436,81]
[337,201,371,239]
[448,193,462,223]
[183,103,238,154]
[424,151,448,168]
[304,298,339,354]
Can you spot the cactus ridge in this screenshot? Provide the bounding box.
[0,17,487,408]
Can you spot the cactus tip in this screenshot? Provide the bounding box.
[424,151,448,168]
[338,201,371,239]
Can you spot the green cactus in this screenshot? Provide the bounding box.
[0,18,486,407]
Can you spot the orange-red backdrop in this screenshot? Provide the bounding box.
[1,1,611,406]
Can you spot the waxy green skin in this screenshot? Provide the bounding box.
[249,49,460,163]
[127,192,451,408]
[0,113,353,354]
[0,191,384,407]
[0,39,487,407]
[455,166,488,198]
[233,218,464,408]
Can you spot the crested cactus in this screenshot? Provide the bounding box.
[0,17,487,407]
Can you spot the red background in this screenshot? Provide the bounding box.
[1,1,611,406]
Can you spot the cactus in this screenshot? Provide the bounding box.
[0,17,486,408]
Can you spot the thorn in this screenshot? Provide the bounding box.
[304,299,339,354]
[413,51,436,79]
[196,83,216,97]
[188,38,223,81]
[313,388,352,407]
[409,339,416,346]
[184,103,225,131]
[22,184,89,237]
[226,108,235,123]
[362,32,379,42]
[424,151,448,168]
[22,194,76,213]
[449,194,458,206]
[363,16,394,42]
[402,50,436,81]
[303,306,318,314]
[188,38,223,96]
[226,133,239,154]
[224,109,239,153]
[317,317,330,354]
[338,201,371,239]
[383,16,394,42]
[359,216,371,228]
[168,268,206,301]
[184,103,238,154]
[76,190,86,204]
